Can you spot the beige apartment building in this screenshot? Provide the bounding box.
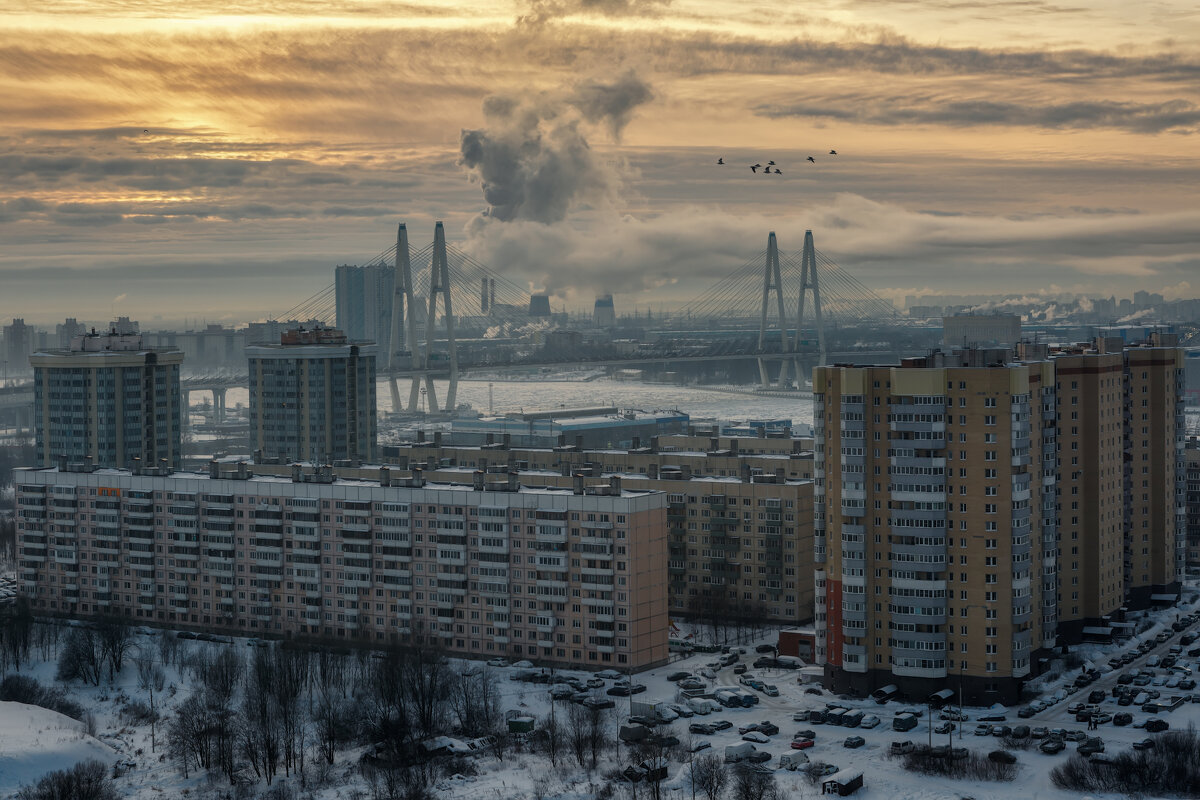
[16,462,668,670]
[379,435,816,627]
[1122,336,1187,605]
[814,350,1054,705]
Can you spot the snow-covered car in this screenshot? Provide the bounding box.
[742,731,770,744]
[486,658,508,667]
[934,722,955,735]
[511,660,535,669]
[939,709,968,722]
[859,715,880,729]
[688,740,711,753]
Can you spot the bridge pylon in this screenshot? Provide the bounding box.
[792,229,827,382]
[756,231,794,388]
[418,221,458,413]
[387,222,421,412]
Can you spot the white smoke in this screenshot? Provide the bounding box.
[458,71,653,224]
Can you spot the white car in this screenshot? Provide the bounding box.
[742,731,770,744]
[511,660,535,669]
[700,668,717,679]
[487,658,509,668]
[859,715,880,729]
[688,740,712,753]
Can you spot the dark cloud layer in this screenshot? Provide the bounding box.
[756,97,1200,133]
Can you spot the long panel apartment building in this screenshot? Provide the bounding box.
[381,432,815,626]
[15,463,668,670]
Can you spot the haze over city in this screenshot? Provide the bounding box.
[2,0,1199,325]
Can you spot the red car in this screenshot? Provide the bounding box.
[790,738,815,750]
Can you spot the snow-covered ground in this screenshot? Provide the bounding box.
[0,701,116,796]
[3,589,1200,799]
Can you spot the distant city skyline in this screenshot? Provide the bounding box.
[1,0,1198,322]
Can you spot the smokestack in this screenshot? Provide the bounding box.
[490,279,495,311]
[292,464,302,482]
[379,466,391,487]
[481,278,489,313]
[473,470,485,491]
[573,473,585,495]
[209,460,220,479]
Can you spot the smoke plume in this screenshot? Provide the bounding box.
[457,71,652,224]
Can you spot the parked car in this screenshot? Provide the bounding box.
[688,740,712,753]
[755,644,777,653]
[629,715,658,727]
[667,671,691,682]
[582,697,615,710]
[988,750,1017,764]
[890,741,916,755]
[1113,712,1133,726]
[973,725,992,737]
[794,729,816,740]
[790,738,815,750]
[745,751,772,764]
[1039,738,1065,754]
[742,731,770,744]
[733,665,748,675]
[690,723,716,735]
[939,709,968,722]
[1132,737,1155,750]
[758,722,780,736]
[859,715,880,729]
[1030,727,1049,738]
[843,736,865,749]
[792,710,810,722]
[1017,707,1036,719]
[486,658,508,667]
[1146,719,1170,733]
[763,685,779,697]
[1011,726,1030,739]
[608,686,631,697]
[712,720,733,731]
[991,725,1013,738]
[934,722,955,734]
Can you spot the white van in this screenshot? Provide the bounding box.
[779,751,810,770]
[724,743,756,763]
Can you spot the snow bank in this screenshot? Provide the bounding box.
[0,701,117,796]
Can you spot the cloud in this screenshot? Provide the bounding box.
[755,97,1200,134]
[517,0,671,25]
[457,71,653,223]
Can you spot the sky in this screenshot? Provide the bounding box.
[1,0,1198,326]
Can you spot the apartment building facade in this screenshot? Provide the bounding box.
[30,330,183,470]
[246,327,377,464]
[814,352,1055,705]
[381,437,815,626]
[15,464,668,670]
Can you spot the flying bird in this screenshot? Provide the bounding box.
[829,150,838,155]
[717,158,724,165]
[750,164,761,173]
[807,156,816,163]
[767,160,776,166]
[774,168,782,174]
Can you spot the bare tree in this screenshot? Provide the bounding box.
[242,645,283,785]
[693,752,728,800]
[134,648,166,752]
[0,597,33,671]
[566,701,590,768]
[730,763,782,800]
[56,628,101,686]
[94,615,133,681]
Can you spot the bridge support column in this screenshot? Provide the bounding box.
[212,388,227,424]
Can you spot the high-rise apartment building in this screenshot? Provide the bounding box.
[30,330,183,470]
[379,433,816,626]
[247,327,377,463]
[814,350,1055,705]
[335,264,394,347]
[15,463,668,669]
[1186,439,1200,569]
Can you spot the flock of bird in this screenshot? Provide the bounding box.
[716,151,838,175]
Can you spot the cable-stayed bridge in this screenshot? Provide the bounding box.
[276,222,906,412]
